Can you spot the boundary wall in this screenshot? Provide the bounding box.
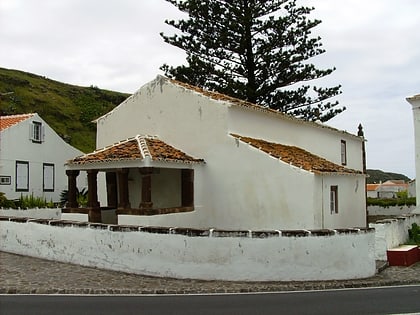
[0,208,61,219]
[0,216,375,281]
[369,214,420,260]
[367,205,416,216]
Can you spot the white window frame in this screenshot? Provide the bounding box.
[31,121,44,143]
[16,161,29,192]
[330,185,338,214]
[43,163,55,192]
[0,176,11,185]
[341,140,347,166]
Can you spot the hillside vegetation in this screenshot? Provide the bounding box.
[0,67,130,153]
[366,169,411,184]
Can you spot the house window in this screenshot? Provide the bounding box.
[43,163,55,192]
[0,176,11,185]
[341,140,347,165]
[31,121,44,143]
[16,161,29,192]
[330,185,338,214]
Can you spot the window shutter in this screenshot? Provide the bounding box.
[41,125,45,142]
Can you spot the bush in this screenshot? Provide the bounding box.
[18,194,51,209]
[407,223,420,245]
[367,197,416,208]
[0,192,16,208]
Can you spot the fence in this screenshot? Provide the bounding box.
[0,216,375,281]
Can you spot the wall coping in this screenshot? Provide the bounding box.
[0,215,374,238]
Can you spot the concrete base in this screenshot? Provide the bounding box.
[387,245,419,266]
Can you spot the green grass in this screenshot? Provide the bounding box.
[0,67,130,153]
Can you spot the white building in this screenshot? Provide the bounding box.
[367,180,409,199]
[66,76,367,230]
[407,93,420,213]
[0,113,85,202]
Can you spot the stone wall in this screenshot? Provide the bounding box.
[0,216,375,281]
[368,205,416,216]
[0,208,61,219]
[369,214,420,260]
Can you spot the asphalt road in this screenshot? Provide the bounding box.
[1,285,420,315]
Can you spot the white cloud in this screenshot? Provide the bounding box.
[0,0,418,177]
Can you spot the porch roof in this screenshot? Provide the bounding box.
[231,134,362,175]
[67,135,204,166]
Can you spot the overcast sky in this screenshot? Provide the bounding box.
[1,0,419,178]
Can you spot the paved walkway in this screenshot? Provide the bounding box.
[1,251,419,295]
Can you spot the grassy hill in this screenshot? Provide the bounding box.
[366,169,411,184]
[0,67,130,153]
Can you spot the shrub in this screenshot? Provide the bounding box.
[367,197,416,208]
[0,192,16,209]
[407,223,420,245]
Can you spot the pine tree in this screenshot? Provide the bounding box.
[161,0,344,121]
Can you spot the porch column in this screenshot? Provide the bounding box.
[139,167,153,209]
[181,169,194,207]
[87,169,101,223]
[117,168,130,209]
[106,172,118,208]
[65,170,79,208]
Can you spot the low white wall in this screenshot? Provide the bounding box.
[0,218,375,281]
[369,214,420,260]
[368,205,416,216]
[61,213,88,222]
[0,208,61,219]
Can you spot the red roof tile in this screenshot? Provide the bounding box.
[68,135,204,165]
[0,114,34,131]
[231,134,362,175]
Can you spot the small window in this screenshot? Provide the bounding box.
[341,140,347,165]
[330,185,338,214]
[31,121,44,143]
[0,176,11,185]
[43,163,55,192]
[16,161,29,192]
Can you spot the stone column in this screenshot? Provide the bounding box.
[181,169,194,207]
[106,172,118,208]
[65,170,79,208]
[407,94,420,213]
[139,167,153,209]
[87,169,101,222]
[117,168,130,209]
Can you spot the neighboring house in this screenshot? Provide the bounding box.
[0,113,85,202]
[65,76,367,230]
[367,180,409,199]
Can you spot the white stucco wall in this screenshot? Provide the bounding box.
[0,114,85,202]
[0,219,376,281]
[125,168,181,209]
[368,205,417,216]
[91,76,365,230]
[369,214,420,260]
[407,95,420,212]
[321,175,366,229]
[0,208,61,219]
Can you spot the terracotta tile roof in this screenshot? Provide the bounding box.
[0,113,35,131]
[367,184,380,191]
[68,135,204,165]
[231,134,362,175]
[169,77,361,140]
